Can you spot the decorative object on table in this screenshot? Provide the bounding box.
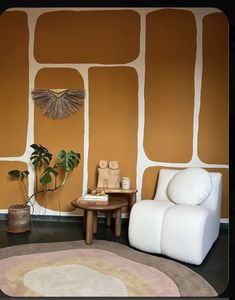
[31,89,85,119]
[128,168,222,265]
[97,161,109,188]
[90,187,106,196]
[97,160,120,188]
[0,240,217,297]
[84,194,108,201]
[121,177,131,190]
[7,144,81,233]
[108,161,120,188]
[76,194,109,206]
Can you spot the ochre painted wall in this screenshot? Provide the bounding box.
[144,9,196,162]
[34,68,84,212]
[0,8,228,218]
[0,11,28,156]
[0,162,28,209]
[198,13,228,164]
[34,10,140,64]
[88,67,138,189]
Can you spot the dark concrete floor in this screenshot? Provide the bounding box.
[0,217,229,298]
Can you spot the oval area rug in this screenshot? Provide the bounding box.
[0,240,217,297]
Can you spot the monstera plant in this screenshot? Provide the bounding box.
[7,143,81,233]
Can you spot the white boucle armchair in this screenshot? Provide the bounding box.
[128,168,222,265]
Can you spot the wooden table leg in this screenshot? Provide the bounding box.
[129,193,136,209]
[86,210,94,245]
[93,211,97,234]
[115,208,121,237]
[83,210,87,232]
[106,211,112,226]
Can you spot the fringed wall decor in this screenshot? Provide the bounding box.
[31,89,85,119]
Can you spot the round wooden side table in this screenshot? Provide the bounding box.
[71,198,128,245]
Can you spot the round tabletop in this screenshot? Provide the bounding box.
[71,198,128,211]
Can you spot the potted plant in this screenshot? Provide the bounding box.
[7,143,81,233]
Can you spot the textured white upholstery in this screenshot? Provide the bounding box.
[161,204,213,264]
[167,168,212,205]
[128,168,222,265]
[128,199,174,253]
[154,169,179,201]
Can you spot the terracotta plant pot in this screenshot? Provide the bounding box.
[7,204,31,233]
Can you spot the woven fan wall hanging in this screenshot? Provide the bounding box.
[31,89,85,119]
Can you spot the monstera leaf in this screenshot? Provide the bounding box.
[57,150,81,172]
[8,143,81,206]
[40,167,58,186]
[8,170,29,180]
[30,144,52,167]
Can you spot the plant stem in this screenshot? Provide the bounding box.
[54,174,57,189]
[35,166,38,194]
[26,171,68,205]
[21,179,28,202]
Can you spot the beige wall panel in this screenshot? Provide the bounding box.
[88,67,138,195]
[142,166,228,218]
[0,11,28,156]
[34,68,84,212]
[144,9,196,162]
[0,161,28,209]
[198,13,228,164]
[34,10,140,64]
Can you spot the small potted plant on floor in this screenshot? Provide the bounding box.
[7,143,81,233]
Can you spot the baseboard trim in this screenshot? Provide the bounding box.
[220,218,229,223]
[0,213,126,224]
[0,213,229,228]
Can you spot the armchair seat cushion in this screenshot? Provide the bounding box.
[128,199,174,253]
[161,204,213,265]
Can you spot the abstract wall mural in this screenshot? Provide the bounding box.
[0,8,229,220]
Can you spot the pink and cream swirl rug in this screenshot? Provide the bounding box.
[0,240,217,297]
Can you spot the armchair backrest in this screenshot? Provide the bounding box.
[154,169,178,201]
[154,168,222,214]
[201,172,222,213]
